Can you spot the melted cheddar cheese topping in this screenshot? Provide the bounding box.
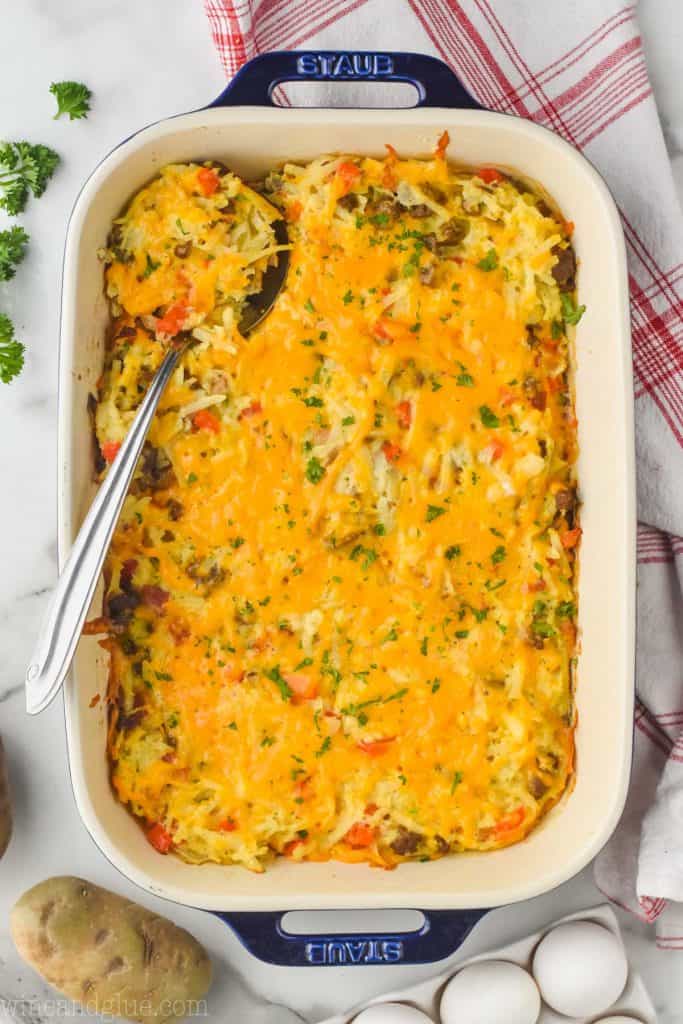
[96,146,580,871]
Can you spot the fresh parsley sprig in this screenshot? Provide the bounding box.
[0,314,25,383]
[50,81,92,121]
[0,141,60,215]
[0,226,29,282]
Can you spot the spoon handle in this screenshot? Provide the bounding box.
[25,345,183,715]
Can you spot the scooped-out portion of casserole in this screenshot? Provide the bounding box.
[92,139,581,871]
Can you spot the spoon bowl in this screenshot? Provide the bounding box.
[238,217,290,334]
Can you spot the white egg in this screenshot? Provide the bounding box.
[532,920,628,1017]
[352,1004,433,1024]
[440,959,541,1024]
[594,1019,645,1023]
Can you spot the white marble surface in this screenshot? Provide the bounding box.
[0,2,681,1022]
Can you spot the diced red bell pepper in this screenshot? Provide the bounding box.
[373,321,394,345]
[102,440,121,463]
[147,822,173,854]
[493,806,526,835]
[382,441,402,464]
[283,672,318,703]
[477,167,504,184]
[560,527,582,550]
[357,737,396,757]
[156,300,189,337]
[283,838,305,857]
[336,161,361,195]
[193,408,221,433]
[344,822,376,848]
[239,400,263,420]
[435,130,450,160]
[396,400,412,429]
[485,438,505,462]
[197,166,220,196]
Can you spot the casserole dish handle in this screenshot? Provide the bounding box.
[208,50,482,110]
[215,908,487,966]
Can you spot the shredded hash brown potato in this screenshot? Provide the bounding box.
[93,143,580,871]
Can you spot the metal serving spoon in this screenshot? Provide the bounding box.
[25,223,289,715]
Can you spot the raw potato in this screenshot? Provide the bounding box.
[0,735,11,859]
[10,877,212,1023]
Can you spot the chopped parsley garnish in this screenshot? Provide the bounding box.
[450,770,464,793]
[142,252,160,278]
[531,599,557,639]
[477,248,498,271]
[230,536,245,549]
[455,629,470,639]
[304,298,315,313]
[469,606,488,623]
[491,545,506,565]
[342,415,355,426]
[50,81,92,121]
[342,288,354,305]
[264,666,292,701]
[420,637,429,655]
[532,620,557,638]
[350,544,377,571]
[315,736,331,758]
[556,600,576,619]
[445,545,461,560]
[426,504,446,522]
[485,579,506,592]
[561,292,586,325]
[385,687,408,703]
[479,405,500,428]
[551,319,564,339]
[321,650,342,690]
[303,396,323,407]
[305,456,325,484]
[456,372,474,387]
[373,522,386,536]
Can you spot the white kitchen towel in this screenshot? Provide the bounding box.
[203,0,683,943]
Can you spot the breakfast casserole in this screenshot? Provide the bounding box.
[91,139,581,871]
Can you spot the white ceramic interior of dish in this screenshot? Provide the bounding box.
[59,106,635,912]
